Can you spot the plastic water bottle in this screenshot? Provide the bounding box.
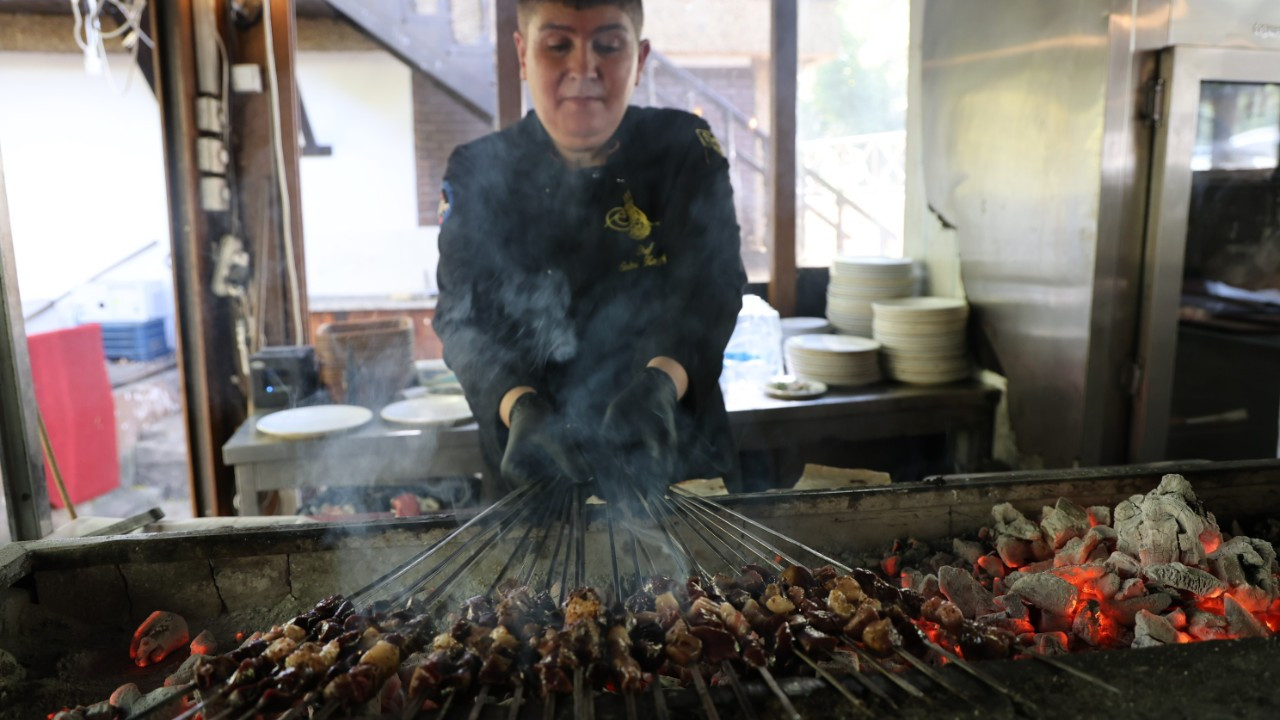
[720,294,783,397]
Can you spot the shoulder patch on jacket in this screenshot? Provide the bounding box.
[438,181,454,224]
[696,128,724,158]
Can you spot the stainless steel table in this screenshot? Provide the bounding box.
[223,380,1001,515]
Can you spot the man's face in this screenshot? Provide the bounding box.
[514,4,650,155]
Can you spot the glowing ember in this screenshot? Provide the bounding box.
[129,610,190,668]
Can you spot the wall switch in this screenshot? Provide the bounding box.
[201,177,231,212]
[197,138,229,174]
[231,63,263,93]
[196,97,224,134]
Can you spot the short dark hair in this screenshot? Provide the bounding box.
[516,0,644,37]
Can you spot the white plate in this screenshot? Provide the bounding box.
[257,405,373,439]
[786,334,881,354]
[764,375,829,400]
[781,317,833,337]
[873,296,969,318]
[380,395,474,427]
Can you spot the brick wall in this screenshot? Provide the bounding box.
[413,71,492,226]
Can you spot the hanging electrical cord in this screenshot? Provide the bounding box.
[69,0,153,90]
[261,0,306,347]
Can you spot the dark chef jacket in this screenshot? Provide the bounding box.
[434,106,747,489]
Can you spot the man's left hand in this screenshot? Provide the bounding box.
[601,367,680,497]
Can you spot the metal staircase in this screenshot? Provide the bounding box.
[324,0,899,256]
[324,0,498,117]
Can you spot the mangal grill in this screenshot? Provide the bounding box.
[4,460,1280,720]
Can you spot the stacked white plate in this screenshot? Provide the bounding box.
[784,334,882,387]
[871,297,971,384]
[826,257,914,337]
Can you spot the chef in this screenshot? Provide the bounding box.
[433,0,746,499]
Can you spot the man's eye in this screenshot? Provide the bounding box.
[594,39,623,54]
[547,42,571,53]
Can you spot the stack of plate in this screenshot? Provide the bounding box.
[826,257,914,337]
[784,334,882,387]
[871,297,970,384]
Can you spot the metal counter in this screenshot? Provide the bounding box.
[222,380,1001,515]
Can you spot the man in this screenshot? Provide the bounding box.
[434,0,746,500]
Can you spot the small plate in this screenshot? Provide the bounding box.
[381,395,473,426]
[764,375,829,400]
[257,405,373,439]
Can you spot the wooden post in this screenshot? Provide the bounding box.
[0,145,52,541]
[495,0,523,129]
[768,0,798,317]
[232,0,309,347]
[152,0,241,517]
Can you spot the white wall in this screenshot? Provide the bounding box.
[295,51,438,298]
[0,52,173,328]
[0,49,434,337]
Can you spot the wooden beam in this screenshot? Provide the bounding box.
[495,0,522,129]
[151,0,240,517]
[232,0,309,348]
[767,0,798,317]
[0,145,52,542]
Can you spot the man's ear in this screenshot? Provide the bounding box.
[635,39,651,86]
[514,31,528,80]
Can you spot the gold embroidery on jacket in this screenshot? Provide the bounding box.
[605,191,655,240]
[696,128,724,157]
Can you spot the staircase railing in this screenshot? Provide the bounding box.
[639,50,900,258]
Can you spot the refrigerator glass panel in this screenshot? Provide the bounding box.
[1167,81,1280,461]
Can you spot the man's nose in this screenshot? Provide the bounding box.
[568,44,597,77]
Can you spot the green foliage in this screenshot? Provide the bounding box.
[799,0,908,141]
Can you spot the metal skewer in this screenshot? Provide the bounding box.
[845,643,928,701]
[720,661,760,720]
[894,647,978,705]
[687,664,722,720]
[1029,652,1122,695]
[795,649,874,717]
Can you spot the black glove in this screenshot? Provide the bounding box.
[501,393,588,488]
[601,367,680,498]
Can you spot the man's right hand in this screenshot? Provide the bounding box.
[500,392,588,488]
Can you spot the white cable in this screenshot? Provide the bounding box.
[262,0,305,346]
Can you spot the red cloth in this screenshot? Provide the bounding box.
[26,324,120,507]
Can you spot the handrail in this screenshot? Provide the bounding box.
[643,49,897,253]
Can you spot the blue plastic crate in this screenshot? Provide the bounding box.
[99,319,170,361]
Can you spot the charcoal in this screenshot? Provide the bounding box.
[997,536,1031,568]
[1112,592,1173,626]
[918,573,941,599]
[1164,608,1187,630]
[938,565,997,619]
[1104,551,1142,579]
[992,503,1043,542]
[1030,537,1055,562]
[1032,632,1069,655]
[1142,562,1223,597]
[1137,516,1180,567]
[1224,595,1270,639]
[1040,498,1090,550]
[1188,609,1231,641]
[1089,525,1118,544]
[109,684,142,714]
[1115,577,1147,601]
[1048,564,1105,586]
[1085,572,1122,600]
[993,593,1029,620]
[1054,537,1092,567]
[1009,573,1077,616]
[952,538,985,565]
[1211,537,1278,594]
[1087,506,1112,527]
[1113,496,1144,557]
[1132,610,1178,648]
[976,555,1006,580]
[1072,601,1104,646]
[1229,585,1272,614]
